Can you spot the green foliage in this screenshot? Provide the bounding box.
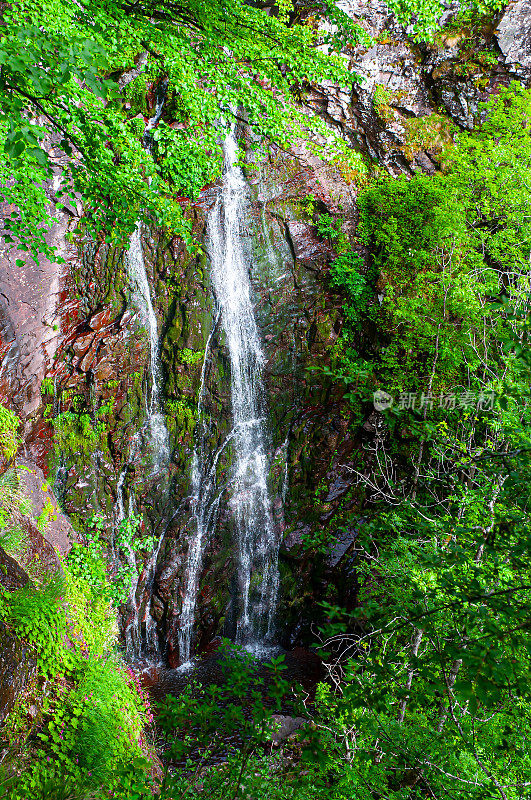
[330,251,366,325]
[151,641,315,799]
[4,651,148,798]
[1,559,118,671]
[0,468,31,550]
[53,410,106,463]
[313,213,370,404]
[372,83,394,122]
[40,377,54,396]
[154,124,222,199]
[385,0,504,40]
[1,575,70,675]
[0,0,368,260]
[303,83,531,799]
[399,113,454,161]
[166,398,195,436]
[0,465,48,586]
[179,348,203,366]
[36,497,56,533]
[308,413,531,797]
[52,398,117,466]
[0,539,149,799]
[4,10,531,800]
[69,656,146,785]
[117,512,151,552]
[66,513,147,608]
[0,404,20,464]
[316,213,344,243]
[324,85,531,401]
[66,527,111,600]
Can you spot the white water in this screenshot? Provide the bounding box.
[126,228,170,469]
[115,464,141,657]
[119,90,170,658]
[177,312,225,665]
[178,125,280,663]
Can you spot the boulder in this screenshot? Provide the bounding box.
[496,1,531,68]
[0,547,29,591]
[16,458,77,558]
[268,714,307,745]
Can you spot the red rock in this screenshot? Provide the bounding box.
[16,458,79,556]
[88,307,115,331]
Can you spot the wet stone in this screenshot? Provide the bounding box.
[0,621,35,725]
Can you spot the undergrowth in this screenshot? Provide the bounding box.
[0,403,152,798]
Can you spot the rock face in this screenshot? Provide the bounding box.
[1,0,530,663]
[496,0,531,68]
[16,459,77,559]
[0,621,35,725]
[0,231,65,419]
[0,133,79,422]
[0,547,29,592]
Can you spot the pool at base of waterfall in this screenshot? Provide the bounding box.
[136,642,323,768]
[139,642,323,705]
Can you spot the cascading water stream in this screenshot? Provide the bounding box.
[178,124,280,664]
[115,466,142,657]
[125,228,170,469]
[177,312,224,666]
[125,86,170,470]
[118,88,170,658]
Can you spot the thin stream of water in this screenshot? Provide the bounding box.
[125,226,170,469]
[177,313,224,666]
[178,124,280,664]
[120,89,171,658]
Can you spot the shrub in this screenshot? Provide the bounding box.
[0,404,20,464]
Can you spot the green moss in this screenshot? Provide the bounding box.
[40,377,54,395]
[400,113,455,160]
[373,84,394,123]
[179,348,203,365]
[166,398,196,439]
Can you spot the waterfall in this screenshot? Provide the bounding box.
[118,87,170,659]
[178,124,280,663]
[115,466,141,658]
[123,214,169,656]
[125,226,170,468]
